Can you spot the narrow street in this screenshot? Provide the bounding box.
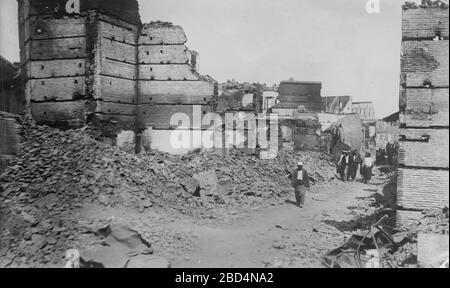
[155,175,386,268]
[170,181,381,268]
[76,171,389,269]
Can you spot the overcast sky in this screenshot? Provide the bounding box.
[0,0,406,118]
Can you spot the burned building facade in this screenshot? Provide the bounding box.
[17,0,217,151]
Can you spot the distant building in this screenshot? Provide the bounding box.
[376,112,400,149]
[272,80,322,116]
[351,102,375,120]
[321,96,353,114]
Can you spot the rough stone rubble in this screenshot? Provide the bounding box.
[0,121,337,267]
[0,0,448,269]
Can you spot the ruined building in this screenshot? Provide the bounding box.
[17,0,217,152]
[272,81,322,116]
[216,81,263,115]
[396,4,449,224]
[351,102,376,121]
[321,96,353,115]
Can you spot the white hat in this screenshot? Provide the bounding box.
[297,161,304,166]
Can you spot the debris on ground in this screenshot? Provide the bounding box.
[80,223,170,268]
[0,121,337,267]
[382,207,449,268]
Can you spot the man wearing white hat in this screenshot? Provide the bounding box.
[291,161,311,208]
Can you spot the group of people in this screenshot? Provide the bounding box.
[337,150,374,184]
[290,150,375,208]
[375,142,399,166]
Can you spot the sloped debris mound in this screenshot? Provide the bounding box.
[382,207,449,268]
[0,121,336,267]
[1,121,336,212]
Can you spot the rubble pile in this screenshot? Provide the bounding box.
[403,0,449,9]
[0,122,336,212]
[0,122,337,266]
[383,207,449,268]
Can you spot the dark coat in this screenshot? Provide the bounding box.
[292,169,310,188]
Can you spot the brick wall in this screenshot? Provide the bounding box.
[18,0,217,149]
[137,21,216,154]
[397,6,449,224]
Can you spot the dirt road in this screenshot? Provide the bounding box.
[167,180,380,268]
[78,170,388,269]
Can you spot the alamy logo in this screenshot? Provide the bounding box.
[65,0,80,14]
[167,106,279,157]
[365,0,381,14]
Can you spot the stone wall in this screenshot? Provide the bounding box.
[18,0,141,131]
[18,0,218,154]
[136,22,216,154]
[397,6,449,224]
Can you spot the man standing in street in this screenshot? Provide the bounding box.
[361,152,374,184]
[352,150,362,181]
[337,150,348,181]
[291,162,311,208]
